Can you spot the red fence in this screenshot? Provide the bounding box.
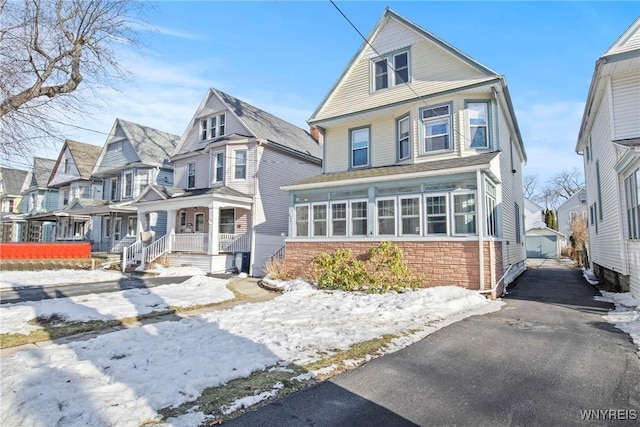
[0,242,92,259]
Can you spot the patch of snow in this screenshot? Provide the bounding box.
[595,291,640,357]
[581,268,599,285]
[145,266,208,277]
[221,382,284,415]
[0,269,127,290]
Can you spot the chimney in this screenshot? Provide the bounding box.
[309,126,321,143]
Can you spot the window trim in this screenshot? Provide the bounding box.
[376,197,397,237]
[419,103,454,155]
[186,161,196,189]
[396,114,411,162]
[123,171,133,198]
[350,199,369,237]
[466,100,491,150]
[194,212,205,233]
[330,201,348,237]
[311,203,328,237]
[349,125,371,170]
[294,204,310,238]
[200,113,227,141]
[233,149,247,180]
[213,151,224,184]
[399,195,421,236]
[371,48,411,92]
[219,208,235,234]
[452,192,478,236]
[110,177,118,201]
[424,193,449,235]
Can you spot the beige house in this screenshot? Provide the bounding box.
[283,8,527,296]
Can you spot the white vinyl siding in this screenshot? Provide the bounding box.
[313,19,492,121]
[611,72,640,140]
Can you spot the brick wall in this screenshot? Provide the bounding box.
[285,240,504,291]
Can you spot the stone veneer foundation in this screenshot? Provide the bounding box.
[285,240,504,292]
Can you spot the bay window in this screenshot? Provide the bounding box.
[234,150,247,180]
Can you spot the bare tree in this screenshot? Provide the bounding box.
[569,216,588,266]
[523,175,538,199]
[0,0,146,160]
[536,168,585,210]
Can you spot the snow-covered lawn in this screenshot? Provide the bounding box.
[0,271,502,427]
[0,268,129,290]
[0,275,234,335]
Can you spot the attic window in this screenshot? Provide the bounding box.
[372,49,410,91]
[200,113,227,141]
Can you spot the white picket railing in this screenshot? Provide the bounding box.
[219,233,250,253]
[122,240,143,272]
[142,234,169,268]
[172,233,208,253]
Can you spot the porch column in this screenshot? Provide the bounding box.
[167,209,176,253]
[209,204,219,255]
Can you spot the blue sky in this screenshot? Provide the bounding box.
[12,1,639,185]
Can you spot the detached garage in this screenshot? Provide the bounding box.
[526,227,565,259]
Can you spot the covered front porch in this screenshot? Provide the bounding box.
[132,186,254,273]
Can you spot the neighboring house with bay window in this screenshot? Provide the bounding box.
[575,17,640,298]
[66,118,179,253]
[283,8,527,296]
[132,88,321,275]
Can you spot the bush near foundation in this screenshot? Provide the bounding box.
[313,242,423,293]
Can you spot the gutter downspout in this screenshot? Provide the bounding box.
[477,169,485,291]
[248,140,262,276]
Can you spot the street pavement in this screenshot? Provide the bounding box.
[226,259,640,427]
[0,275,194,304]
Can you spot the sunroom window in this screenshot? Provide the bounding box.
[426,195,447,234]
[453,193,476,234]
[400,197,420,235]
[331,203,347,236]
[377,199,396,236]
[295,205,309,237]
[351,201,368,236]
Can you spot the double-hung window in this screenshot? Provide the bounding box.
[485,181,497,236]
[351,201,368,236]
[200,119,208,141]
[187,162,196,189]
[397,115,411,161]
[234,150,247,180]
[400,197,420,235]
[377,198,396,236]
[625,169,640,239]
[421,104,452,153]
[467,101,490,148]
[200,113,226,141]
[425,195,447,234]
[350,127,370,169]
[195,213,205,233]
[123,172,133,198]
[219,209,235,234]
[331,202,347,236]
[295,205,309,237]
[312,204,328,237]
[372,50,409,91]
[453,193,476,235]
[213,152,224,183]
[127,217,137,236]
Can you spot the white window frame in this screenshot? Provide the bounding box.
[397,115,411,161]
[420,103,453,154]
[110,177,118,201]
[123,171,133,198]
[179,210,187,229]
[350,199,368,237]
[219,208,235,234]
[213,152,224,183]
[371,49,410,91]
[127,216,137,236]
[330,201,347,237]
[186,161,196,189]
[424,193,449,235]
[452,192,477,236]
[295,205,310,237]
[234,149,247,180]
[194,212,205,233]
[625,168,640,240]
[200,119,208,141]
[311,203,328,237]
[376,197,397,237]
[350,126,370,169]
[399,195,421,236]
[467,100,490,149]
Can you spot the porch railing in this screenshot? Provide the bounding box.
[219,233,250,253]
[142,234,168,268]
[122,240,143,272]
[172,233,208,253]
[111,236,136,253]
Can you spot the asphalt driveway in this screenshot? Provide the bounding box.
[226,259,640,426]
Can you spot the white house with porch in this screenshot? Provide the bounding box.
[132,88,322,275]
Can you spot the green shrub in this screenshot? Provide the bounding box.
[312,242,423,293]
[313,248,367,291]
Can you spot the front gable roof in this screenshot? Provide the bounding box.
[0,167,28,196]
[576,18,640,151]
[309,8,500,124]
[93,119,180,174]
[22,157,56,193]
[48,139,102,186]
[173,88,321,160]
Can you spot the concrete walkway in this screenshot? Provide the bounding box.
[226,259,640,427]
[0,277,277,357]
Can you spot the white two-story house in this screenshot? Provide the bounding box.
[133,88,322,275]
[66,119,179,253]
[576,18,640,297]
[283,8,527,296]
